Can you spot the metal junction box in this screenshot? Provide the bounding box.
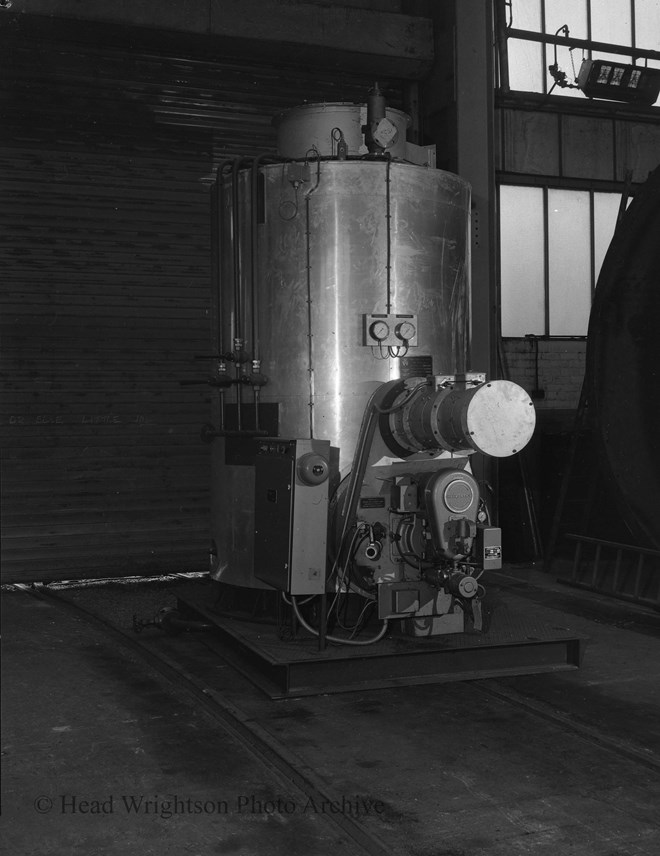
[254,438,330,595]
[476,525,502,571]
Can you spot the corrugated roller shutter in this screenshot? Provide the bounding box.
[0,28,403,583]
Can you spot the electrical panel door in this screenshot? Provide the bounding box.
[254,438,330,594]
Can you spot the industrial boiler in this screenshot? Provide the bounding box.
[199,87,536,649]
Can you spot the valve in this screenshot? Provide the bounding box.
[233,338,250,365]
[183,354,241,388]
[248,359,269,388]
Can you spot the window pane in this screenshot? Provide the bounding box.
[509,39,545,91]
[544,0,588,38]
[590,51,634,65]
[635,0,660,51]
[592,0,632,45]
[500,186,545,336]
[507,0,543,91]
[548,190,592,335]
[510,0,542,31]
[543,0,587,96]
[594,192,621,284]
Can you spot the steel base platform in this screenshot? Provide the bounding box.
[177,588,585,698]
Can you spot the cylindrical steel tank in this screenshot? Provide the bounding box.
[220,159,471,473]
[212,151,472,588]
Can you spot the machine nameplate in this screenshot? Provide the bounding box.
[399,356,433,379]
[360,497,386,509]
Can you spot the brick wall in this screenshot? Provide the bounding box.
[498,337,588,562]
[501,338,586,412]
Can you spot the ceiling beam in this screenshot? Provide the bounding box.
[6,0,434,79]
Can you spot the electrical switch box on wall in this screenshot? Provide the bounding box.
[254,438,330,595]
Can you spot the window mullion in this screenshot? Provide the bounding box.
[543,186,550,336]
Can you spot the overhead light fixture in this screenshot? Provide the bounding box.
[576,59,660,106]
[547,24,660,106]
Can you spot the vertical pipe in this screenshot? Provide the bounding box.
[250,155,289,431]
[231,158,244,346]
[214,160,239,432]
[215,159,239,357]
[385,158,392,314]
[251,158,263,433]
[249,154,291,364]
[253,387,260,432]
[305,194,315,439]
[236,364,243,432]
[303,154,321,440]
[229,155,255,432]
[251,159,263,365]
[211,179,221,355]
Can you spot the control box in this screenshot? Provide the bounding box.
[253,438,330,595]
[476,525,502,571]
[363,313,418,348]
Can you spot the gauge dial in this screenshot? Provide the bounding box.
[395,321,416,341]
[369,320,390,341]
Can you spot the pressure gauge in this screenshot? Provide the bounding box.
[395,321,416,342]
[369,320,390,342]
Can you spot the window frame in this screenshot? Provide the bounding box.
[496,0,660,101]
[498,178,626,338]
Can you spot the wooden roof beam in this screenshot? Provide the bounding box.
[8,0,434,79]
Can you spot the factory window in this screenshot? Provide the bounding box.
[499,185,621,336]
[502,0,660,106]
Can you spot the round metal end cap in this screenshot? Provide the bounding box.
[457,575,479,598]
[466,380,536,458]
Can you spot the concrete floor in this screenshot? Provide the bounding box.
[2,566,660,856]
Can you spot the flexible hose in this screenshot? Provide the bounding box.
[290,595,389,647]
